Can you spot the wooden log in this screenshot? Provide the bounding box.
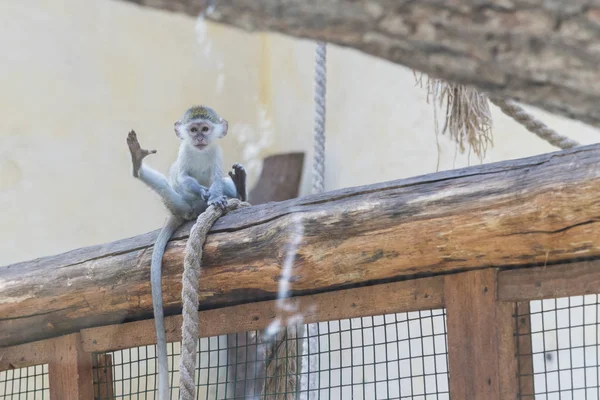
[119,0,600,128]
[2,144,600,348]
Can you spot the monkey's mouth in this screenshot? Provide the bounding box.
[195,144,208,150]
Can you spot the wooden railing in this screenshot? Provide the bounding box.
[2,144,600,398]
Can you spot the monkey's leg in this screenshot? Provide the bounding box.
[127,131,193,216]
[178,174,210,201]
[211,164,246,208]
[228,163,247,202]
[127,130,156,177]
[139,168,194,217]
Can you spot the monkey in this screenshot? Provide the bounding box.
[126,105,247,400]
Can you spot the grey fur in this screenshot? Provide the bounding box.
[126,107,245,400]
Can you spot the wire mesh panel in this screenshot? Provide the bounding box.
[92,308,449,399]
[516,295,600,399]
[0,365,49,399]
[301,309,449,400]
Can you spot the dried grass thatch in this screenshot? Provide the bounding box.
[415,73,494,159]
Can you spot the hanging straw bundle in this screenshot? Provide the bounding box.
[415,73,494,159]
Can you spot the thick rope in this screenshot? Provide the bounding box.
[178,198,250,400]
[300,40,328,398]
[490,97,580,150]
[312,42,327,194]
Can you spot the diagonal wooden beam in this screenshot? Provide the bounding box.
[2,144,600,347]
[118,0,600,128]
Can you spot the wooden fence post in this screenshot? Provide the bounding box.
[93,354,115,399]
[445,269,524,399]
[514,301,535,397]
[48,333,94,400]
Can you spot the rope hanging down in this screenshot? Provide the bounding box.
[178,198,250,400]
[312,42,327,194]
[490,98,580,150]
[301,40,328,396]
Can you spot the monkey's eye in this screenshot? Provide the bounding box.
[191,127,198,133]
[202,126,209,132]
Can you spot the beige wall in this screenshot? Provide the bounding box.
[1,0,598,268]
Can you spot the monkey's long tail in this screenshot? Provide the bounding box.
[151,215,183,400]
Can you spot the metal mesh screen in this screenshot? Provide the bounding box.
[92,308,449,399]
[0,365,49,399]
[516,295,600,399]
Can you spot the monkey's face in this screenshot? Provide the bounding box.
[175,118,228,151]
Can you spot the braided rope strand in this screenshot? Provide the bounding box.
[300,41,328,398]
[179,199,250,400]
[312,42,327,194]
[490,98,579,150]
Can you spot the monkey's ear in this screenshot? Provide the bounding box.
[219,119,229,138]
[174,121,183,139]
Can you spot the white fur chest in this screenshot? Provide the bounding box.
[175,143,221,187]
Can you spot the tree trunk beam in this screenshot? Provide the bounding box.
[2,144,600,347]
[119,0,600,127]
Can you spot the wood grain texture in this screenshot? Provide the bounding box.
[93,354,115,400]
[496,301,519,399]
[48,333,94,400]
[498,259,600,301]
[446,270,501,400]
[515,302,535,397]
[0,339,53,371]
[495,300,535,398]
[248,152,304,205]
[3,144,600,347]
[119,0,600,127]
[81,277,443,353]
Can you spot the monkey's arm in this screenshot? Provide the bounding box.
[206,163,228,209]
[127,131,193,217]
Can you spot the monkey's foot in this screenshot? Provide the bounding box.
[229,163,247,202]
[126,130,157,177]
[208,195,228,211]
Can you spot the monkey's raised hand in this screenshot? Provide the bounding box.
[127,130,157,177]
